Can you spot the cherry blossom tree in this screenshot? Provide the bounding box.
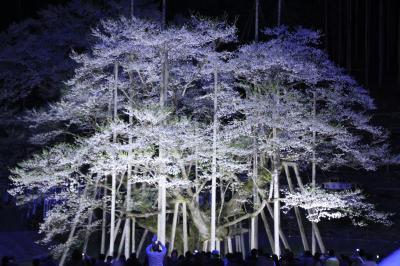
[8,16,393,261]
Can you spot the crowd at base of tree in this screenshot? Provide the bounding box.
[7,2,395,264]
[1,246,395,266]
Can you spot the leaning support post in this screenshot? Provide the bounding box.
[118,223,128,257]
[292,163,326,253]
[169,202,179,255]
[137,229,149,258]
[59,186,89,266]
[265,202,290,249]
[283,164,309,251]
[83,180,100,255]
[107,218,122,257]
[260,209,275,253]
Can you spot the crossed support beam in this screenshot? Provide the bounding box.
[245,160,325,256]
[169,201,189,255]
[282,162,326,254]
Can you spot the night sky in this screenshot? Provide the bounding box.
[1,0,399,109]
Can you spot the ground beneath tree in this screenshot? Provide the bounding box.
[0,231,48,263]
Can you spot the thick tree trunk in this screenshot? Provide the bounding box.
[210,67,218,251]
[187,201,209,239]
[203,241,208,252]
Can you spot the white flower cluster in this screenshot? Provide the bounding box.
[282,185,392,226]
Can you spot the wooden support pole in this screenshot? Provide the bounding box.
[107,218,122,257]
[118,223,128,257]
[250,134,259,250]
[235,233,241,252]
[265,202,290,249]
[240,234,246,260]
[137,229,149,258]
[283,164,309,251]
[292,163,325,253]
[260,209,275,253]
[59,187,89,266]
[101,183,107,254]
[182,202,188,254]
[131,218,136,253]
[169,202,179,255]
[227,236,233,253]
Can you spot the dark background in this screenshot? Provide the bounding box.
[1,0,399,107]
